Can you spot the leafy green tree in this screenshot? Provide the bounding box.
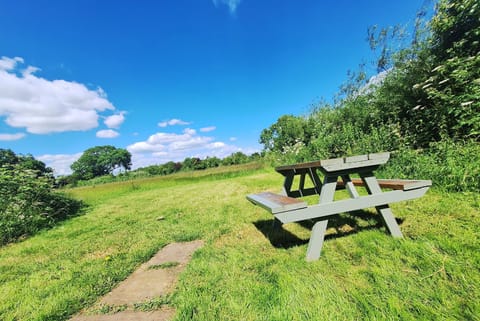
[0,149,53,177]
[71,145,131,180]
[222,152,249,166]
[182,157,202,171]
[259,115,311,153]
[203,156,221,168]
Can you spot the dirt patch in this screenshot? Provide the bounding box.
[70,240,204,321]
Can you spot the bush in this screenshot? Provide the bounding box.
[378,140,480,192]
[0,165,83,245]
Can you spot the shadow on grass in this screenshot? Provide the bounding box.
[253,210,404,249]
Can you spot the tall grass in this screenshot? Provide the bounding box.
[379,140,480,192]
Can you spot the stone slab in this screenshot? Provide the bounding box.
[70,309,175,321]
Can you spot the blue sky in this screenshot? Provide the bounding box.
[0,0,427,175]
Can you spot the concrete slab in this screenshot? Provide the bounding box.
[100,239,204,306]
[70,309,175,321]
[70,240,204,321]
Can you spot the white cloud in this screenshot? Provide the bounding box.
[200,126,216,132]
[0,56,117,134]
[0,56,23,70]
[127,126,245,169]
[229,137,237,141]
[212,0,241,14]
[183,128,196,135]
[208,142,226,148]
[36,153,82,176]
[170,136,213,151]
[0,132,26,141]
[96,129,120,138]
[158,118,191,127]
[104,111,126,129]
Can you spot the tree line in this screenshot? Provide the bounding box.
[56,146,261,187]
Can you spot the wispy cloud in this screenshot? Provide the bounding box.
[158,118,191,127]
[96,129,120,138]
[0,56,120,134]
[200,126,216,132]
[212,0,241,14]
[0,133,26,141]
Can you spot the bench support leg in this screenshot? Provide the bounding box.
[362,172,403,238]
[306,220,328,261]
[376,205,403,238]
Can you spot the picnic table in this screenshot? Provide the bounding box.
[247,152,431,261]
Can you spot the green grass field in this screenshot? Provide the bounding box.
[0,163,479,320]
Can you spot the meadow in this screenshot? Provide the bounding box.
[0,163,479,320]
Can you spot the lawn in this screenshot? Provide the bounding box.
[0,163,479,320]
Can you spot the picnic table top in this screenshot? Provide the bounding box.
[275,152,390,174]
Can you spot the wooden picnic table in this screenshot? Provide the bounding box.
[247,152,431,261]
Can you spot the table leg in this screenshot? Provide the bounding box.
[299,173,306,197]
[306,220,328,261]
[361,173,403,238]
[281,174,294,196]
[308,168,323,195]
[341,175,360,199]
[319,175,338,203]
[305,175,338,261]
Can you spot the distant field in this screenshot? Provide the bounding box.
[0,163,479,320]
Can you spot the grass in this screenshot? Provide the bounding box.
[0,162,479,320]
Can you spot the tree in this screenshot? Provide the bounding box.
[259,115,311,152]
[222,152,249,165]
[0,149,53,177]
[71,145,131,180]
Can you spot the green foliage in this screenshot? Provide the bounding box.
[259,0,479,193]
[221,152,249,166]
[379,139,480,192]
[0,148,53,177]
[0,164,83,245]
[260,115,312,153]
[71,145,132,180]
[371,0,480,146]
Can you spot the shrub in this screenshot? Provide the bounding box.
[378,140,480,192]
[0,165,83,245]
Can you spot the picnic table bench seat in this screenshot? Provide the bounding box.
[247,179,431,215]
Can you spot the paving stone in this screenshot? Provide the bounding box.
[69,240,204,321]
[70,309,175,321]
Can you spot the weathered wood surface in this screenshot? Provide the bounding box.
[275,152,390,174]
[246,192,308,214]
[337,178,432,191]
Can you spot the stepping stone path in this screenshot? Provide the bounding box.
[70,240,204,321]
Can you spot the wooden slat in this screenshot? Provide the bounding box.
[337,178,432,191]
[246,192,308,214]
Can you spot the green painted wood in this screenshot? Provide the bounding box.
[306,220,328,261]
[361,172,403,238]
[274,187,430,224]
